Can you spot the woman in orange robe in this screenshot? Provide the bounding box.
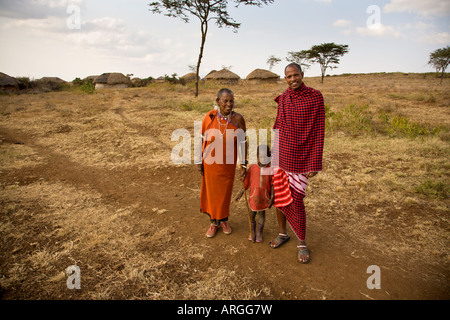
[197,88,247,238]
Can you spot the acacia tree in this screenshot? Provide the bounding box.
[428,46,450,84]
[267,55,281,70]
[288,42,349,83]
[149,0,274,96]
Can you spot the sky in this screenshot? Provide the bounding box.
[0,0,449,81]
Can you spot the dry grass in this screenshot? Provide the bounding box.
[0,73,448,299]
[0,181,270,299]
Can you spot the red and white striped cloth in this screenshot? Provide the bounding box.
[286,171,308,197]
[273,167,308,208]
[273,167,293,208]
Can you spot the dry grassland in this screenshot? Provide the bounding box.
[0,73,448,300]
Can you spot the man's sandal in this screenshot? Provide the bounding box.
[269,233,290,248]
[297,245,310,264]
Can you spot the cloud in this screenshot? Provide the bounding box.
[333,19,352,27]
[383,0,450,17]
[356,23,405,38]
[0,0,85,19]
[420,32,450,44]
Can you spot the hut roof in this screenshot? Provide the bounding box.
[0,72,19,86]
[246,69,279,80]
[38,77,66,83]
[204,70,217,78]
[94,73,130,85]
[181,72,199,81]
[205,68,240,80]
[85,75,99,82]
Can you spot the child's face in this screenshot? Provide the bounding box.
[257,147,271,166]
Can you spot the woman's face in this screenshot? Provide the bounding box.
[217,92,234,116]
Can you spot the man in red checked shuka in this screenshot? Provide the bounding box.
[269,63,325,264]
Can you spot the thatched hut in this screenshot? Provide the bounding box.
[181,72,200,82]
[155,76,166,83]
[94,72,131,89]
[35,76,68,91]
[38,77,66,83]
[246,69,280,84]
[0,72,19,92]
[85,75,98,83]
[131,77,144,87]
[205,68,240,84]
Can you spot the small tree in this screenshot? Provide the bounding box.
[428,46,450,84]
[267,55,281,70]
[289,42,349,83]
[286,51,311,71]
[149,0,274,97]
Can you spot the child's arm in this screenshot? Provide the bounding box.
[268,184,275,208]
[235,189,244,202]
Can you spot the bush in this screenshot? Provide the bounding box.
[378,112,440,138]
[72,78,95,94]
[414,180,448,198]
[325,104,374,134]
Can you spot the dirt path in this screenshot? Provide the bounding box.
[0,127,447,300]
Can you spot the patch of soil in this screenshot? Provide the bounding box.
[0,127,448,300]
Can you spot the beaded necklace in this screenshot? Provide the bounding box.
[217,110,232,136]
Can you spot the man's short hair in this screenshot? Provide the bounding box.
[284,63,303,75]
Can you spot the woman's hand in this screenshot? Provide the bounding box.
[196,163,204,175]
[240,166,247,181]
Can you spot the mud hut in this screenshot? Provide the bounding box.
[85,75,99,83]
[94,72,131,89]
[36,77,68,91]
[205,68,240,84]
[0,72,19,92]
[246,69,280,84]
[38,77,66,83]
[181,72,200,82]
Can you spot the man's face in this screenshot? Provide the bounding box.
[285,66,303,90]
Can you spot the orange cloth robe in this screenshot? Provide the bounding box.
[200,110,240,221]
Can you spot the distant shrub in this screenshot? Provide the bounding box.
[72,78,95,94]
[325,104,374,135]
[414,180,448,198]
[378,112,440,138]
[16,77,37,90]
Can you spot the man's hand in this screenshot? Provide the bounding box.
[306,171,318,179]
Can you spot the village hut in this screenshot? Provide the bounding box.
[0,72,19,92]
[131,77,144,87]
[204,70,217,79]
[35,76,69,90]
[205,68,240,84]
[155,76,166,83]
[85,75,98,83]
[38,77,66,83]
[246,69,280,84]
[94,72,131,89]
[181,72,200,82]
